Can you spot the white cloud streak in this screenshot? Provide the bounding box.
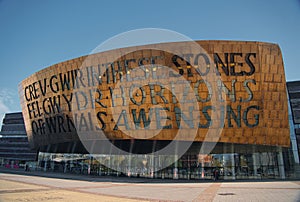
[0,88,16,129]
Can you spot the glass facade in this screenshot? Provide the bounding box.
[37,142,297,180]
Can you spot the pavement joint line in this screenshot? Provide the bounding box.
[0,188,54,194]
[219,187,300,190]
[65,184,129,190]
[0,176,57,189]
[114,183,212,189]
[192,182,221,202]
[292,181,300,186]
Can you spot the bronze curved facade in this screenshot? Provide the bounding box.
[19,40,290,152]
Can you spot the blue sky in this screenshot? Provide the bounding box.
[0,0,299,123]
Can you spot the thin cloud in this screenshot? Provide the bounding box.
[0,88,15,129]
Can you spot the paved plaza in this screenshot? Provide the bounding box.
[0,170,299,202]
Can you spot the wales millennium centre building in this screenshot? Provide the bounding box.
[18,40,300,180]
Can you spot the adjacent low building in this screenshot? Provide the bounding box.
[287,81,300,165]
[0,112,36,168]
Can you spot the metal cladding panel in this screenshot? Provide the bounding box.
[19,40,290,151]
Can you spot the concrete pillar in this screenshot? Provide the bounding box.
[50,156,55,171]
[277,148,285,179]
[222,144,227,179]
[201,161,205,179]
[88,156,92,175]
[223,143,231,180]
[156,156,160,178]
[151,155,154,178]
[187,154,190,180]
[253,153,258,177]
[63,162,66,173]
[81,161,84,174]
[173,142,179,179]
[44,160,48,171]
[173,155,178,179]
[252,146,258,179]
[99,165,102,176]
[231,144,236,180]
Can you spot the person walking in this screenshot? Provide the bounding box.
[213,168,219,181]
